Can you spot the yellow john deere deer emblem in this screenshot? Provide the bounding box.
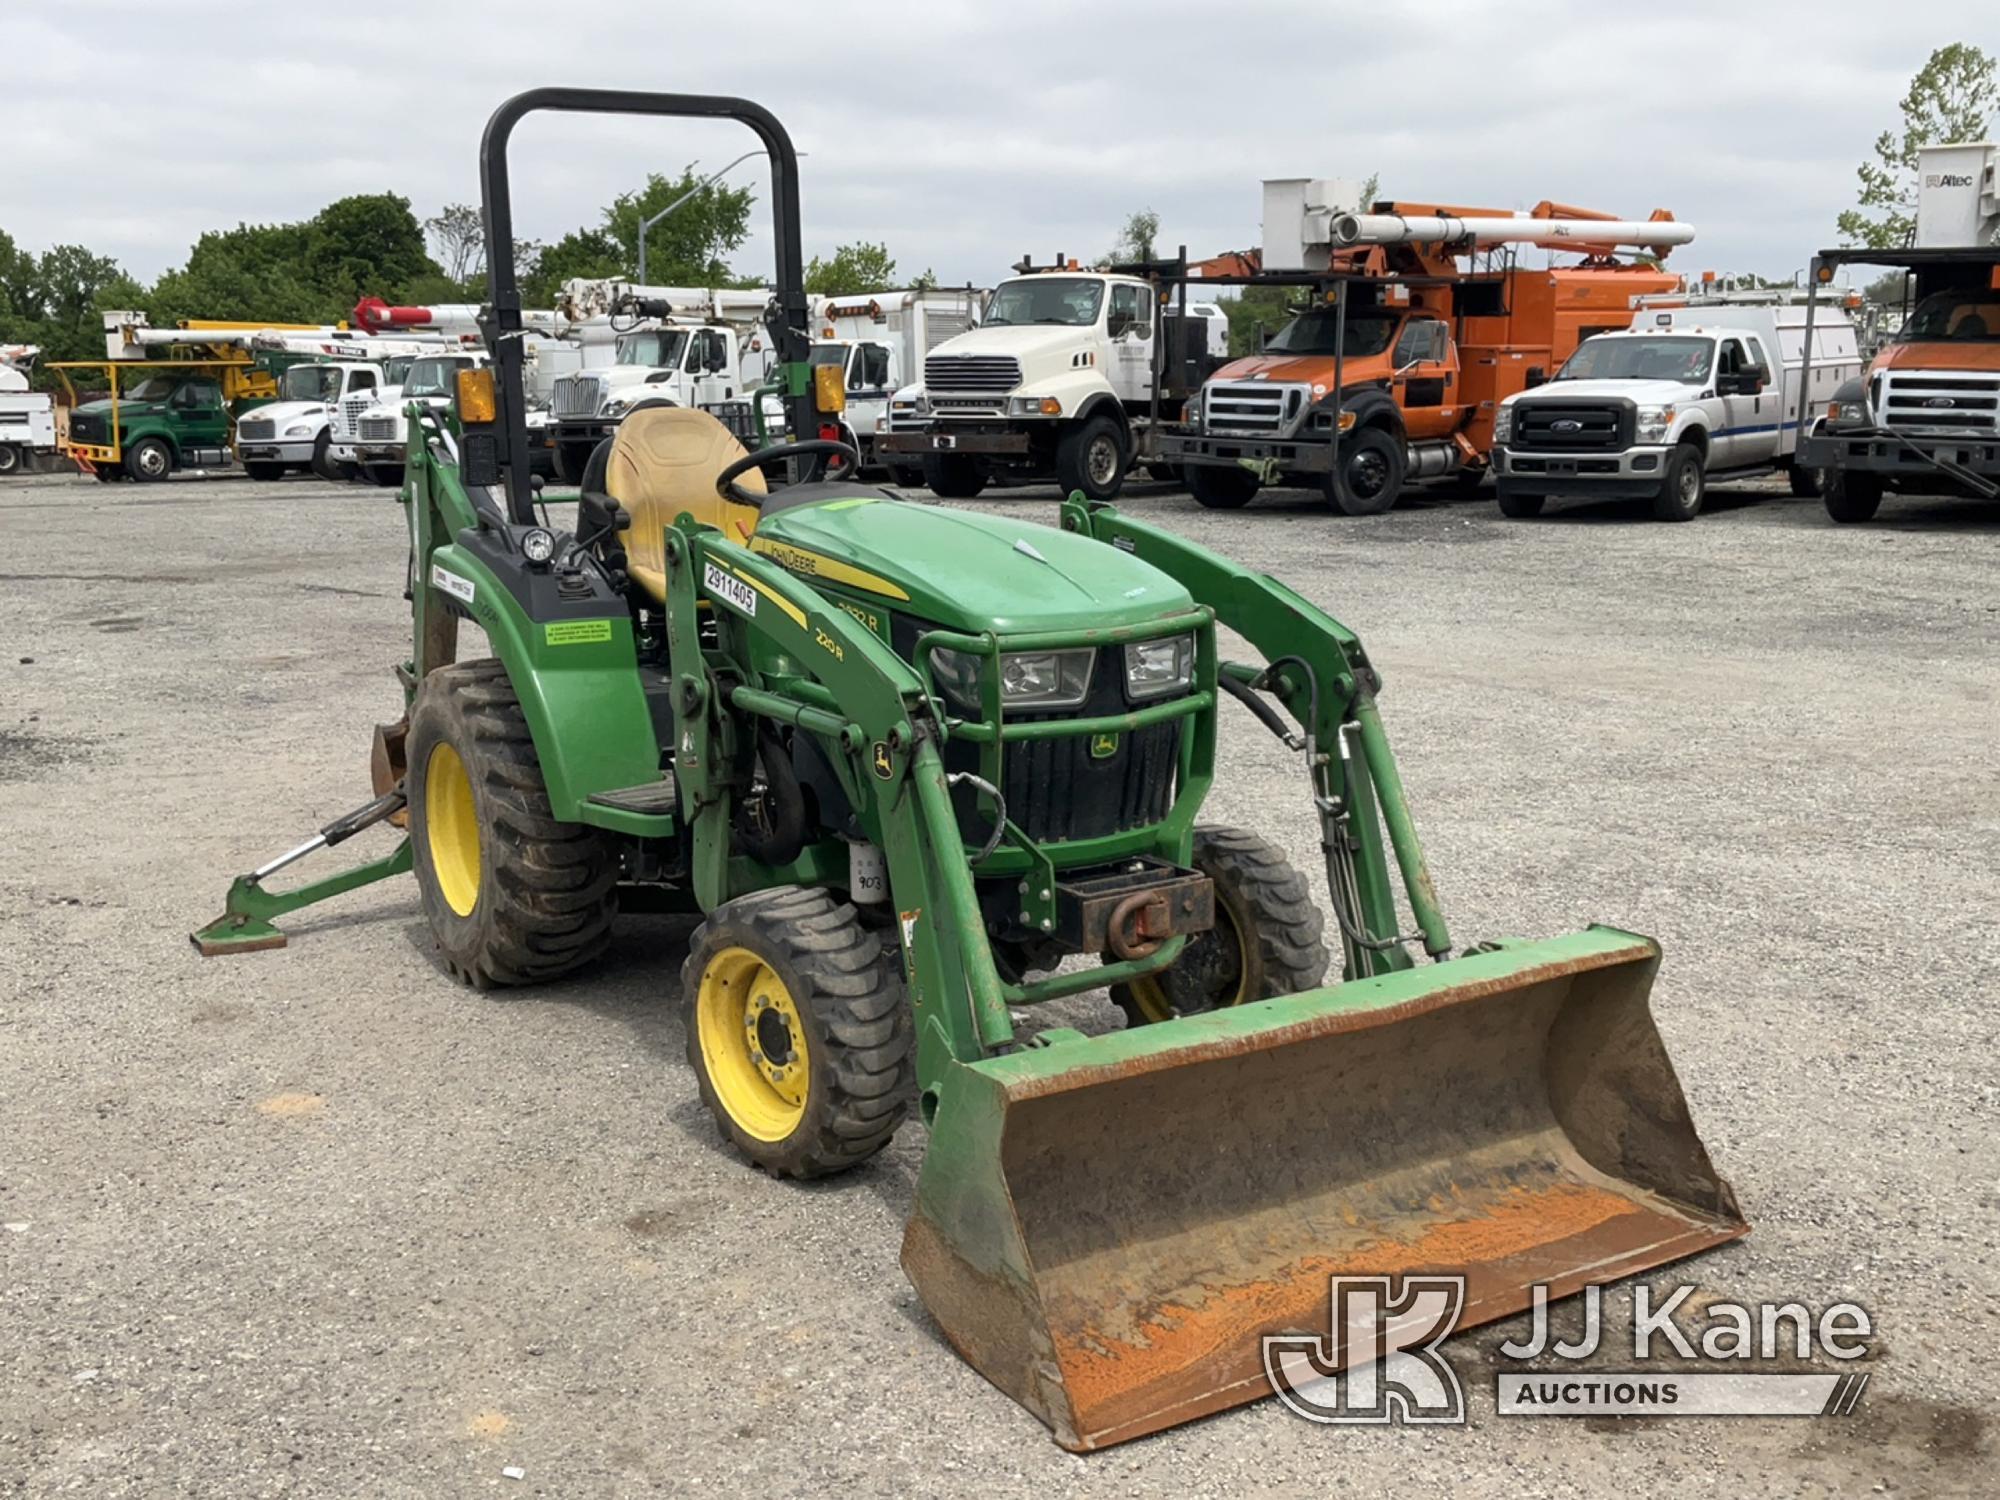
[1090,732,1120,759]
[871,740,894,780]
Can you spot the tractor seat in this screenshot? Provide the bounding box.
[603,405,765,604]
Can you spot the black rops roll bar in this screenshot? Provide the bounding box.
[477,88,813,525]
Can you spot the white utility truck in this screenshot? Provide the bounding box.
[348,350,487,486]
[1492,298,1860,520]
[879,267,1197,499]
[235,341,452,481]
[798,289,983,480]
[0,345,57,476]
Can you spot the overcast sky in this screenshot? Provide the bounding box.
[7,2,1994,296]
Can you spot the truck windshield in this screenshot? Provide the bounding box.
[1557,336,1713,383]
[616,330,688,367]
[1261,310,1397,357]
[984,278,1105,327]
[809,344,849,368]
[279,365,344,402]
[383,357,415,385]
[1898,291,2000,342]
[404,357,473,398]
[120,376,180,401]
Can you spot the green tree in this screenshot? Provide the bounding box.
[804,241,898,296]
[604,166,755,285]
[304,193,436,312]
[520,227,624,307]
[425,201,485,285]
[23,243,128,363]
[147,221,320,326]
[1838,43,1997,248]
[1217,285,1296,357]
[1104,208,1160,266]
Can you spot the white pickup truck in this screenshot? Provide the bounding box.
[1492,302,1859,521]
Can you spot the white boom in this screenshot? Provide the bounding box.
[101,312,466,361]
[557,278,784,326]
[1330,213,1696,252]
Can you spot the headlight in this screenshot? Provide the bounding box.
[284,423,315,436]
[1492,405,1513,443]
[929,646,1094,713]
[1124,634,1194,700]
[519,527,556,565]
[1635,405,1675,443]
[1008,395,1062,417]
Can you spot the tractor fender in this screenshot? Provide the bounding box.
[422,540,659,821]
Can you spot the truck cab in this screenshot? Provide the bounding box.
[351,352,484,486]
[0,345,57,477]
[809,337,899,471]
[550,323,745,481]
[65,371,234,482]
[1164,298,1463,514]
[1496,304,1859,521]
[878,271,1162,501]
[236,359,386,481]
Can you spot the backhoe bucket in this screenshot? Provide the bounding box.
[903,926,1745,1451]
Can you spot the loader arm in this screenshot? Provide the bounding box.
[1061,497,1450,972]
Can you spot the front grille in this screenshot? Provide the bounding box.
[1203,381,1308,436]
[236,418,275,441]
[358,415,400,443]
[553,373,604,418]
[925,355,1021,393]
[336,394,374,438]
[930,395,1005,415]
[1512,401,1630,451]
[1879,372,1999,435]
[69,412,106,444]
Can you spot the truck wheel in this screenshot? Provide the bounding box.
[123,438,174,484]
[922,453,986,499]
[244,461,286,482]
[309,430,341,481]
[1651,443,1706,522]
[1054,414,1128,501]
[1112,825,1328,1026]
[1821,467,1883,524]
[407,658,619,989]
[362,463,404,488]
[888,464,925,489]
[1786,463,1822,499]
[555,441,595,485]
[1326,427,1404,515]
[1187,464,1261,509]
[684,886,911,1179]
[0,444,20,476]
[1496,489,1545,518]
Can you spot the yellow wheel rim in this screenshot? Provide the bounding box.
[695,946,811,1142]
[425,741,481,917]
[1128,901,1251,1024]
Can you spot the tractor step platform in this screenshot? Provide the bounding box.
[579,776,680,837]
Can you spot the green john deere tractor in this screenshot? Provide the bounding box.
[195,89,1747,1452]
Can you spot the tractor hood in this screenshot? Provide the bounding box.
[753,495,1192,634]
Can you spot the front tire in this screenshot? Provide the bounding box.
[1113,826,1328,1026]
[244,461,286,482]
[684,887,912,1178]
[1326,427,1404,515]
[1496,488,1545,518]
[0,444,21,476]
[361,463,404,488]
[1822,466,1883,523]
[1786,462,1821,498]
[407,659,619,989]
[1054,414,1128,501]
[922,453,986,498]
[124,437,173,484]
[1187,463,1261,510]
[1651,443,1706,521]
[888,463,925,489]
[309,430,341,481]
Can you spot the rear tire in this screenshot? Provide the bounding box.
[922,453,986,498]
[0,444,20,475]
[1786,462,1821,498]
[244,461,286,482]
[1113,825,1328,1026]
[1187,464,1261,510]
[407,658,619,989]
[1496,488,1545,518]
[1651,443,1706,522]
[1821,467,1883,523]
[124,437,173,484]
[1326,427,1404,515]
[684,886,912,1178]
[1054,414,1128,501]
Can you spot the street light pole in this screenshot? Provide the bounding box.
[636,148,804,285]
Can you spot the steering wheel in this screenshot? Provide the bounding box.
[716,439,861,506]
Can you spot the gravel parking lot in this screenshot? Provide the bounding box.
[3,469,1995,1497]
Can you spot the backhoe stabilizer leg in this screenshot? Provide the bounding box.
[191,789,413,956]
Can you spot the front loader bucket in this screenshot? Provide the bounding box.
[902,926,1746,1451]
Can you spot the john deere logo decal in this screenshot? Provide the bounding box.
[1090,732,1120,759]
[871,741,894,780]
